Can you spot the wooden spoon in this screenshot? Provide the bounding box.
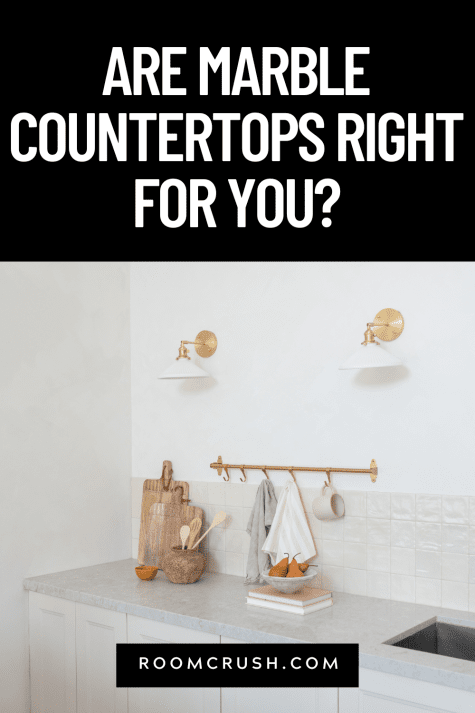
[180,525,190,550]
[191,511,226,549]
[187,517,202,550]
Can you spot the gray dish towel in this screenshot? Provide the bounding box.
[244,480,278,584]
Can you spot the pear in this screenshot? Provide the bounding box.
[269,553,289,577]
[286,553,304,578]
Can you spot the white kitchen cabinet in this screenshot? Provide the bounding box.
[76,602,128,713]
[339,669,475,713]
[29,591,77,713]
[127,614,220,713]
[30,592,470,713]
[221,687,338,713]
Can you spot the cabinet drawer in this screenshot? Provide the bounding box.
[128,615,220,643]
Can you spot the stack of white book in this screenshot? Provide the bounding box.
[246,585,333,615]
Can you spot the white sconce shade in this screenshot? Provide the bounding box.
[159,359,210,379]
[339,342,402,370]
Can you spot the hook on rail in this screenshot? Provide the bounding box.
[239,466,247,483]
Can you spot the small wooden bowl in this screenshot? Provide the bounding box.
[135,565,158,581]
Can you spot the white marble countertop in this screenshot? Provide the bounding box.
[24,558,475,692]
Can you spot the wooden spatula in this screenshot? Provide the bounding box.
[187,517,202,550]
[191,511,226,549]
[180,525,190,550]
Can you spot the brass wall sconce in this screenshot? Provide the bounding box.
[339,308,404,369]
[159,330,218,379]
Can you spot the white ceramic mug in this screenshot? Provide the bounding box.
[312,485,345,521]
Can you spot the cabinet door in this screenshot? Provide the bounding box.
[76,603,127,713]
[221,687,337,713]
[29,591,77,713]
[127,614,220,713]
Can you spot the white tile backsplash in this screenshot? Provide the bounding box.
[344,517,367,543]
[322,540,344,566]
[415,522,441,551]
[391,493,415,521]
[321,565,344,592]
[208,549,226,574]
[441,552,468,582]
[470,556,475,585]
[208,527,226,551]
[344,542,366,570]
[344,568,367,596]
[223,506,244,530]
[241,483,258,508]
[469,584,475,613]
[442,524,469,554]
[307,513,322,540]
[390,547,415,575]
[367,571,391,599]
[442,495,469,525]
[225,551,244,576]
[208,481,226,505]
[366,518,391,546]
[342,491,366,517]
[130,479,473,611]
[391,574,416,603]
[367,492,390,519]
[367,544,390,572]
[442,580,469,611]
[415,550,441,579]
[391,520,415,548]
[416,494,441,522]
[225,483,244,508]
[225,529,248,554]
[321,517,345,541]
[416,577,441,607]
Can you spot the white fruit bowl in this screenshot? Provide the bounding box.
[261,567,319,594]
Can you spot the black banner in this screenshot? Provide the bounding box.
[116,643,358,688]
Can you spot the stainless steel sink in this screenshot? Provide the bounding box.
[384,617,475,663]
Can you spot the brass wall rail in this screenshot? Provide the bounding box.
[210,456,378,484]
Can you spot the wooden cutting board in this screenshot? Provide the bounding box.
[137,460,203,567]
[144,486,204,568]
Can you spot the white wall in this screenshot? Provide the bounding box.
[131,262,474,495]
[0,262,131,713]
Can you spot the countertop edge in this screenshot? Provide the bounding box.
[358,652,475,693]
[23,578,301,644]
[23,569,475,694]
